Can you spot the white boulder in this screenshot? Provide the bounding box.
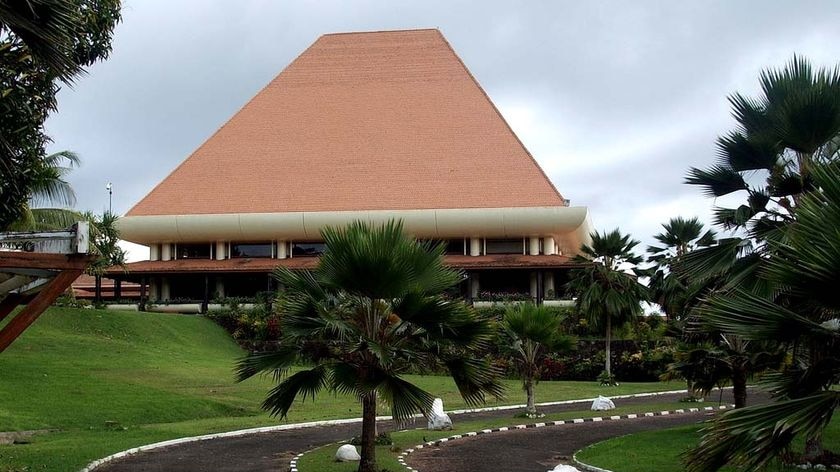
[335,444,361,462]
[427,398,453,430]
[549,465,581,472]
[591,395,615,411]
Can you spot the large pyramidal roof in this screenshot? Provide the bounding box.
[127,29,566,217]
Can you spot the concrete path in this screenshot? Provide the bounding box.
[96,390,753,472]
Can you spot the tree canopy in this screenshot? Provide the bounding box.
[0,0,121,230]
[236,220,503,472]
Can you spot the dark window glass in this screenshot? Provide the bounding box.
[177,243,211,259]
[292,242,325,257]
[231,243,272,258]
[223,275,272,298]
[420,239,464,255]
[479,269,531,294]
[168,276,205,300]
[485,238,523,255]
[444,239,465,255]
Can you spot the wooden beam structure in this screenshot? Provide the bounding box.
[0,268,84,352]
[1,223,94,353]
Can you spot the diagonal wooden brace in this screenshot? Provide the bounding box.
[0,269,83,353]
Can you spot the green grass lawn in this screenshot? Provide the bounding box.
[296,400,701,472]
[576,416,840,472]
[0,307,676,471]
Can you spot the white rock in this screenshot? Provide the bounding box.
[549,465,581,472]
[335,444,361,462]
[591,395,616,411]
[427,398,453,430]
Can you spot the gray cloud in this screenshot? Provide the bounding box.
[43,0,840,259]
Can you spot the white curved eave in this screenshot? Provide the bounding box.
[117,206,593,255]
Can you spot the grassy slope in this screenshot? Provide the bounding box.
[576,417,840,472]
[0,307,676,471]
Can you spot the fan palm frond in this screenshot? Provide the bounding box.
[685,392,840,472]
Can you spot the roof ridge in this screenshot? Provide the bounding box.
[320,28,440,37]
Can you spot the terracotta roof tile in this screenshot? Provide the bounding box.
[127,29,565,217]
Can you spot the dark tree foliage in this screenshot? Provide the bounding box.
[0,0,121,230]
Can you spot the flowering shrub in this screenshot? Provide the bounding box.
[206,301,281,348]
[538,341,676,382]
[476,291,533,302]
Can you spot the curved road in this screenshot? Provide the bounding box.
[97,390,757,472]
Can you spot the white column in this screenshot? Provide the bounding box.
[160,278,170,301]
[160,243,171,261]
[470,273,480,298]
[149,244,159,261]
[530,272,538,299]
[215,241,226,260]
[276,240,287,259]
[544,272,555,298]
[544,237,556,255]
[215,278,225,298]
[529,237,541,255]
[469,237,482,256]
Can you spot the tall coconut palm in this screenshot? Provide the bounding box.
[85,211,126,301]
[568,229,647,382]
[8,150,82,231]
[236,221,504,472]
[0,0,82,81]
[684,161,840,471]
[501,304,574,416]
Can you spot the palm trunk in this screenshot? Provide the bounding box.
[94,275,102,303]
[525,379,536,415]
[359,391,378,472]
[605,317,612,377]
[803,436,825,462]
[732,364,748,408]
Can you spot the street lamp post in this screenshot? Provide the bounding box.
[105,182,112,214]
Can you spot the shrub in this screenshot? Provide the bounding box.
[538,341,676,382]
[206,299,282,347]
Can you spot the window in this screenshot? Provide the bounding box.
[230,242,272,258]
[223,275,272,298]
[177,243,211,259]
[419,239,465,255]
[485,238,524,255]
[291,242,326,257]
[168,275,206,300]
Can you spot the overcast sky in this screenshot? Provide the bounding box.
[45,1,840,260]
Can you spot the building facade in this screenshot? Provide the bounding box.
[112,29,592,310]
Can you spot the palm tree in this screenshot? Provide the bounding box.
[682,56,840,470]
[684,161,840,471]
[501,304,574,416]
[0,0,83,81]
[568,229,647,382]
[8,150,83,231]
[236,221,503,472]
[683,56,840,290]
[647,216,716,321]
[663,333,781,408]
[85,211,126,301]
